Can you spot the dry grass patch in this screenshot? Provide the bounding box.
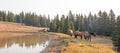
[0,21,48,39]
[0,21,45,32]
[61,43,116,53]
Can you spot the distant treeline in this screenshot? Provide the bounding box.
[50,10,117,36]
[0,11,50,27]
[0,9,118,36]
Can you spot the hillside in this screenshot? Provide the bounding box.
[0,21,44,39]
[0,21,45,32]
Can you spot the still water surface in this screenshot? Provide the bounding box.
[0,34,49,53]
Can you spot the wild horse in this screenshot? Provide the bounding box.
[84,31,96,41]
[68,29,74,37]
[74,31,84,39]
[68,30,84,39]
[68,30,96,41]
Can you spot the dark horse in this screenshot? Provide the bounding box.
[84,31,96,41]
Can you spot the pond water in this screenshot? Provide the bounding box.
[0,34,49,53]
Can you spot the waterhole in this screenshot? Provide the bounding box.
[0,34,49,53]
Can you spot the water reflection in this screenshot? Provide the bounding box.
[0,34,49,53]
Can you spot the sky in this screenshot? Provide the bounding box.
[0,0,120,18]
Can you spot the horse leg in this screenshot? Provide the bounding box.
[71,34,72,37]
[89,36,91,42]
[87,37,89,40]
[80,36,82,39]
[70,34,72,37]
[84,36,88,40]
[74,35,77,38]
[88,37,89,41]
[84,36,86,40]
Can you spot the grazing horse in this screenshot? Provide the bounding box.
[68,29,74,37]
[74,31,84,39]
[39,28,48,32]
[84,31,96,41]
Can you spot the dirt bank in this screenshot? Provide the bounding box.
[41,33,64,53]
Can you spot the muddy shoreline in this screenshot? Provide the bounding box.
[41,33,63,53]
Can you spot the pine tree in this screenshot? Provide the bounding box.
[60,15,65,33]
[80,14,84,31]
[2,11,7,21]
[63,16,71,33]
[109,9,115,36]
[15,15,20,23]
[55,14,60,32]
[24,13,31,25]
[7,11,15,22]
[68,10,74,22]
[93,14,97,33]
[46,15,50,27]
[49,22,55,32]
[49,15,59,32]
[33,13,39,27]
[68,10,75,30]
[19,12,24,24]
[0,11,3,21]
[98,10,102,17]
[96,11,110,35]
[83,15,89,31]
[95,11,104,35]
[102,11,110,35]
[75,14,81,31]
[112,16,120,52]
[39,15,43,27]
[88,12,94,32]
[69,21,74,31]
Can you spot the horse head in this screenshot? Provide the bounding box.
[90,32,96,37]
[68,29,73,37]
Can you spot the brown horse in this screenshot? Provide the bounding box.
[68,29,74,37]
[84,32,96,41]
[39,28,48,32]
[74,31,84,39]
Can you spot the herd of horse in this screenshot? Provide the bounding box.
[39,29,96,41]
[68,30,96,41]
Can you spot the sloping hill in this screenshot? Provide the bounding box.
[0,21,45,32]
[0,21,44,39]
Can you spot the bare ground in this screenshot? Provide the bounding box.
[41,34,64,53]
